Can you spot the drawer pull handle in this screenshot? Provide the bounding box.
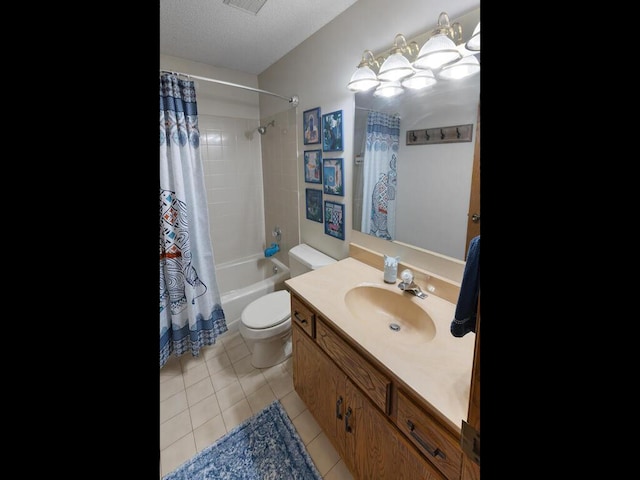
[336,396,343,419]
[406,420,446,460]
[345,407,353,433]
[293,312,307,324]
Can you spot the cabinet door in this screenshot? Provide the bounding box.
[292,324,346,456]
[345,379,443,480]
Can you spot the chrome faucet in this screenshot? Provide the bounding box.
[397,269,427,299]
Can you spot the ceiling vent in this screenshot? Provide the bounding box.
[222,0,267,15]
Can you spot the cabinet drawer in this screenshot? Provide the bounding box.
[397,390,462,480]
[291,294,315,338]
[315,318,390,414]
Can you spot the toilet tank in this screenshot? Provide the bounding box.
[288,243,337,277]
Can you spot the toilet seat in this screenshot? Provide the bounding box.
[241,290,291,329]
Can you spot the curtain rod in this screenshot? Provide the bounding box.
[160,70,299,107]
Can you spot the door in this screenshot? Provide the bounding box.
[465,106,480,258]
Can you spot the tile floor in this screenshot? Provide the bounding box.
[160,329,354,479]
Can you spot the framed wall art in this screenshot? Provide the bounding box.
[322,158,344,196]
[322,110,343,152]
[303,150,322,184]
[305,188,323,223]
[303,107,321,145]
[324,200,345,240]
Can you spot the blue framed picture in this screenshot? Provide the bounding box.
[304,150,322,184]
[322,110,343,152]
[324,200,345,240]
[322,158,344,196]
[305,188,323,223]
[303,107,321,145]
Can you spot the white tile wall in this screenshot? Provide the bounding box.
[199,115,266,265]
[198,111,300,268]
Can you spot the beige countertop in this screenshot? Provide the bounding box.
[285,256,476,432]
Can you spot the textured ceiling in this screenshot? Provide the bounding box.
[160,0,359,75]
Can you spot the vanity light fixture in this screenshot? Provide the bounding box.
[465,22,480,51]
[373,80,404,98]
[347,50,381,92]
[377,34,419,82]
[347,11,479,94]
[438,54,480,80]
[401,68,436,90]
[413,12,463,70]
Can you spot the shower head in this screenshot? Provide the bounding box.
[256,120,275,135]
[244,120,275,140]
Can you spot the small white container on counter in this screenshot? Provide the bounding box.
[383,255,399,283]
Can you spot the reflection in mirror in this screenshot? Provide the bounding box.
[352,9,479,261]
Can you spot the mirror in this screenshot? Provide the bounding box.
[352,9,479,261]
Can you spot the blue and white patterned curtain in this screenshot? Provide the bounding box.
[361,111,400,240]
[159,73,227,369]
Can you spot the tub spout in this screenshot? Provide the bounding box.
[264,243,280,257]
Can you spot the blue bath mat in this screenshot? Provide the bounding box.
[162,400,322,480]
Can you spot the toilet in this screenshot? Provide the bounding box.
[239,243,336,368]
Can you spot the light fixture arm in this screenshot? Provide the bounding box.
[357,50,380,70]
[389,34,420,61]
[432,12,463,44]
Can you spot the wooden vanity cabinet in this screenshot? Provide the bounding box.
[292,322,345,452]
[291,292,449,480]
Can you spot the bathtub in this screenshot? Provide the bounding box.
[216,254,290,332]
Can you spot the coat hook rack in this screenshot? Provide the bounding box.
[406,124,473,145]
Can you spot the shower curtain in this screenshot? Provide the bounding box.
[159,73,227,369]
[361,111,400,240]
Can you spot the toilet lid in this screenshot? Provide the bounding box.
[241,290,291,329]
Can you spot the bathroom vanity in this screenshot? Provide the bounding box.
[285,249,480,480]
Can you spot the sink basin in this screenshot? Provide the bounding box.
[344,285,436,345]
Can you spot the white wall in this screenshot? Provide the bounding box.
[258,0,479,281]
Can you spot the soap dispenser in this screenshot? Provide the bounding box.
[383,255,399,283]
